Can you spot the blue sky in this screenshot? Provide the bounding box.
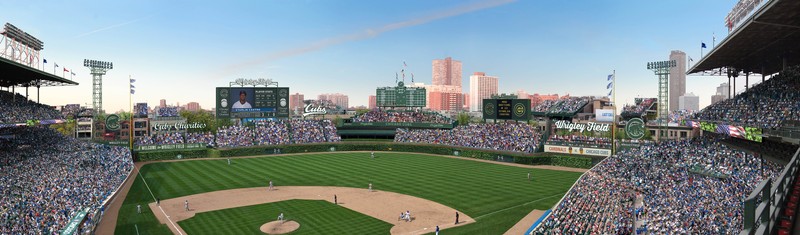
[1,0,745,113]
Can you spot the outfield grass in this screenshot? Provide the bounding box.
[115,152,582,235]
[180,199,392,234]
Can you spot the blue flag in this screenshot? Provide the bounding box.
[43,59,48,63]
[701,42,707,48]
[607,82,612,89]
[607,90,612,97]
[607,74,613,81]
[130,89,135,94]
[130,78,136,83]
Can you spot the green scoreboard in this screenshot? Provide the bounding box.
[482,99,531,121]
[376,81,426,107]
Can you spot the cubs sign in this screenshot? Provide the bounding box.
[105,114,121,131]
[625,118,646,140]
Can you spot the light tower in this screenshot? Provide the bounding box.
[83,59,113,116]
[647,60,676,140]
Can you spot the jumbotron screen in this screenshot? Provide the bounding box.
[215,87,290,118]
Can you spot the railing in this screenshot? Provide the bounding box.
[740,146,800,235]
[764,129,800,139]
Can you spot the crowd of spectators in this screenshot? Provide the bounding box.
[289,120,329,144]
[134,103,149,117]
[535,137,784,234]
[394,123,539,153]
[548,97,590,114]
[693,66,800,129]
[0,126,132,234]
[214,125,254,148]
[211,119,341,147]
[0,91,64,123]
[668,110,697,125]
[621,98,656,117]
[136,132,185,145]
[533,100,560,113]
[60,104,81,119]
[352,110,451,124]
[546,134,612,149]
[185,132,215,145]
[157,107,179,117]
[253,121,290,146]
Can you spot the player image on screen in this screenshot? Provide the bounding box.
[232,90,252,109]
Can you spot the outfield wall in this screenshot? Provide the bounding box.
[135,142,598,169]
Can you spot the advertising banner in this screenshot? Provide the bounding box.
[595,109,614,122]
[543,144,611,157]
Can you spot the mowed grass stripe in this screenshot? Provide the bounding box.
[120,152,581,235]
[179,200,392,235]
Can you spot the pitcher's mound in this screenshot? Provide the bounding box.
[260,220,300,234]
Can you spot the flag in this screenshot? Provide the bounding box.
[403,61,407,67]
[64,68,69,72]
[606,82,612,89]
[130,89,135,94]
[689,57,693,62]
[130,84,135,89]
[71,72,76,76]
[43,59,48,63]
[701,42,707,48]
[607,90,612,97]
[130,78,136,83]
[607,74,613,81]
[395,72,398,82]
[411,73,414,83]
[55,63,59,68]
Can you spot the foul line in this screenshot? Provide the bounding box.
[473,193,563,221]
[135,166,184,235]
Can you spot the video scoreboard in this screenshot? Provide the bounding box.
[216,87,290,118]
[482,99,531,121]
[376,81,426,107]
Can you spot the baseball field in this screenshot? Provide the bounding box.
[108,152,583,234]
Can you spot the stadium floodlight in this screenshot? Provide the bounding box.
[646,59,676,140]
[3,23,44,51]
[83,59,114,117]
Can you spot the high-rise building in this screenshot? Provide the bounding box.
[432,57,462,87]
[186,102,201,111]
[289,93,304,112]
[716,82,730,98]
[368,95,377,110]
[469,72,499,112]
[669,50,687,112]
[159,99,167,108]
[318,93,349,109]
[516,90,530,100]
[428,92,464,112]
[678,92,699,111]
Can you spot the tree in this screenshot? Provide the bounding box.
[179,110,217,132]
[49,119,76,137]
[116,111,132,123]
[355,108,370,116]
[215,118,234,131]
[457,112,471,126]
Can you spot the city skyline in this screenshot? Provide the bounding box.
[0,0,754,113]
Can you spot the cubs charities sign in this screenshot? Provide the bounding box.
[544,144,611,157]
[554,120,610,133]
[151,122,207,131]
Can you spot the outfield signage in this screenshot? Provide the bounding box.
[698,121,762,143]
[136,143,205,151]
[595,109,614,122]
[303,104,328,117]
[341,122,455,129]
[554,120,610,133]
[482,99,531,121]
[60,207,89,235]
[544,144,611,157]
[151,122,207,131]
[625,118,646,140]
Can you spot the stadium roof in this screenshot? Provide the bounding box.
[0,56,78,87]
[687,0,800,76]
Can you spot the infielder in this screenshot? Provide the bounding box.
[184,200,189,211]
[269,180,274,191]
[368,183,373,192]
[278,213,284,223]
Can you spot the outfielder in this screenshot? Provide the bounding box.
[371,151,374,159]
[137,204,141,214]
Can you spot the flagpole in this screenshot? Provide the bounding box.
[611,70,617,156]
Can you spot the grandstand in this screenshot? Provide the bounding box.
[681,0,800,233]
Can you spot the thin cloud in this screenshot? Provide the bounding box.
[219,0,516,76]
[74,15,153,38]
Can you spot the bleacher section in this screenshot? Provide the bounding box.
[621,98,656,119]
[394,123,540,153]
[532,97,590,117]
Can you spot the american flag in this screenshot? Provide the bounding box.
[728,125,745,138]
